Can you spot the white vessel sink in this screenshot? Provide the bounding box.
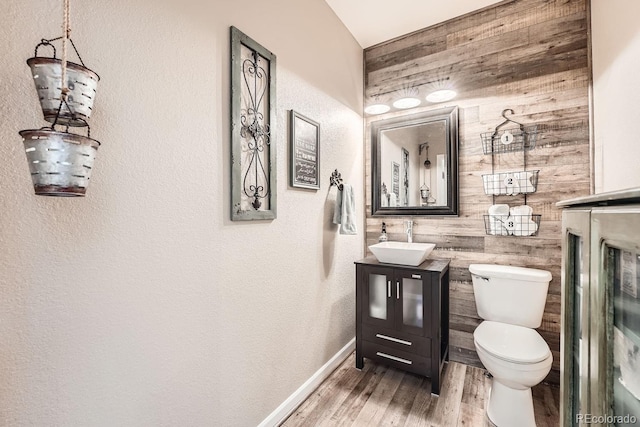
[368,241,436,266]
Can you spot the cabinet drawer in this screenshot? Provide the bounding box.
[362,341,431,377]
[362,324,431,355]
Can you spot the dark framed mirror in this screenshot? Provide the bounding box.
[372,106,458,216]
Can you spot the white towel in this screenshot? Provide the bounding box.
[509,205,536,236]
[482,174,502,195]
[339,184,357,235]
[513,220,538,236]
[488,204,510,236]
[503,173,520,196]
[517,171,536,193]
[381,191,388,207]
[488,204,510,216]
[332,188,343,225]
[489,216,509,236]
[510,205,533,220]
[498,176,507,195]
[504,216,516,235]
[389,193,397,207]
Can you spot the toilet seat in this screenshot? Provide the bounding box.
[474,321,550,364]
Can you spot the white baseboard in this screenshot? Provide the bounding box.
[258,337,356,427]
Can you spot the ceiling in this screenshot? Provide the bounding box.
[324,0,504,48]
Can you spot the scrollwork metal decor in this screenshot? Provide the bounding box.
[231,27,277,220]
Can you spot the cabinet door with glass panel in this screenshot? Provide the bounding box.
[561,208,591,427]
[362,265,431,336]
[592,206,640,426]
[394,269,432,336]
[561,198,640,427]
[362,265,396,330]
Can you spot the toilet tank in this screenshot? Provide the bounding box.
[469,264,552,328]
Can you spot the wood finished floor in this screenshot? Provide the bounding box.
[281,353,559,427]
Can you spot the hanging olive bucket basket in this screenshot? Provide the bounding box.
[19,124,100,197]
[27,38,100,127]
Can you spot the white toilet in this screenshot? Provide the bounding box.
[469,264,553,427]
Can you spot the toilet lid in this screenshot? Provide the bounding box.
[469,264,552,282]
[474,321,551,364]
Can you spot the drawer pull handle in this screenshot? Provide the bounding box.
[387,281,391,298]
[376,352,413,365]
[411,274,421,279]
[376,334,412,346]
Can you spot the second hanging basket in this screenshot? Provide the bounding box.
[19,126,100,197]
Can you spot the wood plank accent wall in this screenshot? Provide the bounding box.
[364,0,591,385]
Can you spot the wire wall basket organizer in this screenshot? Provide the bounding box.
[484,214,541,237]
[481,124,537,155]
[482,170,539,196]
[27,38,100,127]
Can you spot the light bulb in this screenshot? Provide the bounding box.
[426,89,457,103]
[393,97,421,109]
[364,104,390,115]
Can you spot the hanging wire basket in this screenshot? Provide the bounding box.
[27,38,99,127]
[19,112,100,197]
[481,170,540,195]
[483,214,541,237]
[480,125,538,155]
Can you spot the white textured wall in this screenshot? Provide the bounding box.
[0,1,363,425]
[591,0,640,193]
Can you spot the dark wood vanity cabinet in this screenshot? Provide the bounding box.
[355,256,450,395]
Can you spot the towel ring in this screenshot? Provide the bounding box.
[330,169,344,191]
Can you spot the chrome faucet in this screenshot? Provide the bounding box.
[405,220,413,243]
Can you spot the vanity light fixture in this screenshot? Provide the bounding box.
[426,89,457,103]
[392,97,421,109]
[364,103,391,115]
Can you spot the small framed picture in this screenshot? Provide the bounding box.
[391,161,400,197]
[290,110,320,190]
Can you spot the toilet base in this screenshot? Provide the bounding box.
[487,380,536,427]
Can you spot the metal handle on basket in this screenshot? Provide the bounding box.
[50,117,96,142]
[33,37,85,67]
[34,39,57,59]
[49,96,88,135]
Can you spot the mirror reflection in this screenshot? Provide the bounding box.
[372,106,458,216]
[379,120,447,207]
